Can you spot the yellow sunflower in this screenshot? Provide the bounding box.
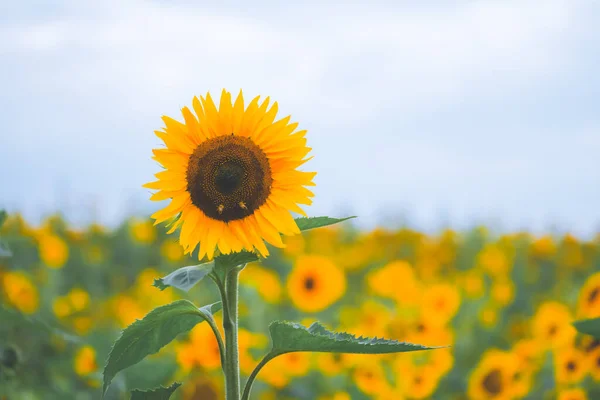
[557,388,588,400]
[145,89,315,260]
[531,301,576,350]
[554,346,589,385]
[468,350,519,400]
[577,272,600,318]
[287,255,346,313]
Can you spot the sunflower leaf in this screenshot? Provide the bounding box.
[153,262,215,292]
[102,300,221,397]
[573,317,600,338]
[269,321,437,354]
[294,216,356,231]
[130,382,181,400]
[242,321,437,400]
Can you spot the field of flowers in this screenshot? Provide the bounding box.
[1,211,600,400]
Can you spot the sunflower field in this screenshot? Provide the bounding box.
[1,210,600,400]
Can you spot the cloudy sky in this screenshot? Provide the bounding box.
[1,0,599,235]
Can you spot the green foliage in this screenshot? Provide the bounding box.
[294,216,355,231]
[102,300,222,396]
[242,321,436,400]
[573,317,600,338]
[153,262,215,292]
[215,251,259,269]
[0,304,80,344]
[130,382,181,400]
[213,250,258,282]
[0,210,7,228]
[269,321,435,354]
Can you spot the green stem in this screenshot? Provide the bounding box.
[205,313,226,373]
[241,351,283,400]
[222,266,242,400]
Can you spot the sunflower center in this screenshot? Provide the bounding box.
[215,161,244,194]
[482,369,503,395]
[566,360,577,372]
[588,287,599,304]
[304,277,315,291]
[186,135,272,222]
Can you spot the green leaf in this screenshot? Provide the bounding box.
[573,317,600,338]
[269,321,436,354]
[102,300,221,396]
[241,321,437,400]
[294,216,356,231]
[153,262,214,292]
[130,382,181,400]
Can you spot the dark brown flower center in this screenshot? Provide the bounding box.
[566,360,577,372]
[588,287,599,304]
[304,277,315,291]
[482,369,503,395]
[186,135,272,222]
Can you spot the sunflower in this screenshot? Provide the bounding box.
[468,350,519,400]
[557,388,588,400]
[287,255,346,313]
[531,301,576,349]
[74,345,98,377]
[588,346,600,381]
[145,90,315,260]
[420,283,461,326]
[577,272,600,318]
[554,346,589,385]
[1,271,39,314]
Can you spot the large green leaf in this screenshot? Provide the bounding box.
[269,321,435,354]
[102,300,221,396]
[241,321,437,400]
[130,382,181,400]
[294,216,355,231]
[573,317,600,338]
[153,262,214,292]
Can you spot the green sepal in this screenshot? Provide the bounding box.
[153,262,215,292]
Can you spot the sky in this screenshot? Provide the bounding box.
[1,0,599,236]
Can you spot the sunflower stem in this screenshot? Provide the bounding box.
[222,265,242,400]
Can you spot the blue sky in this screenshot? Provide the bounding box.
[1,0,599,235]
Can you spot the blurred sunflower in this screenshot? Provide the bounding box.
[353,360,390,396]
[420,283,461,326]
[38,233,69,269]
[557,388,588,400]
[287,255,346,313]
[1,271,39,314]
[577,272,600,318]
[468,350,519,400]
[145,89,315,260]
[531,302,576,349]
[554,346,589,385]
[74,346,97,377]
[588,346,600,381]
